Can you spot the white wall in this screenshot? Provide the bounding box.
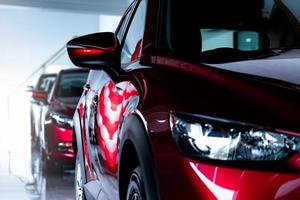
[0,5,100,93]
[99,14,121,32]
[0,5,100,178]
[0,0,127,15]
[0,4,125,179]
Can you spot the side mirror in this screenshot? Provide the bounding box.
[67,32,119,69]
[32,90,48,103]
[26,85,34,92]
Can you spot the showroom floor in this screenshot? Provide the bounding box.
[0,142,75,200]
[0,92,75,200]
[26,145,75,200]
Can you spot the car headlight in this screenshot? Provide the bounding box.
[170,112,300,161]
[50,112,73,127]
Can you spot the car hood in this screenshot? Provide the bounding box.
[207,49,300,87]
[142,54,300,133]
[50,97,80,117]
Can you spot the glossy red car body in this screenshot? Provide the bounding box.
[68,0,300,199]
[41,69,89,167]
[45,123,74,161]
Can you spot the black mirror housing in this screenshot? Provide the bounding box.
[67,32,119,69]
[26,85,34,92]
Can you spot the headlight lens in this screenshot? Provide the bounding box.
[56,142,73,152]
[170,112,300,161]
[50,112,73,127]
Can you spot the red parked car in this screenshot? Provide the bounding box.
[28,73,57,144]
[40,68,89,171]
[68,0,300,199]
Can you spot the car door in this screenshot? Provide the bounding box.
[80,0,147,199]
[36,75,56,142]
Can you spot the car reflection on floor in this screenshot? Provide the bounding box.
[25,145,75,200]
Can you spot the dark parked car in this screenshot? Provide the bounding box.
[29,73,56,143]
[68,0,300,199]
[39,68,89,171]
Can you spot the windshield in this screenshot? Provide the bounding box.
[55,71,88,98]
[36,74,56,93]
[163,0,300,63]
[280,0,300,24]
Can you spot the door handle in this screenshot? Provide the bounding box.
[83,84,91,91]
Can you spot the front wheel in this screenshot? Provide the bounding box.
[126,166,146,200]
[42,147,62,174]
[43,158,62,174]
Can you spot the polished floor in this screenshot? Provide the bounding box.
[25,146,75,200]
[0,92,75,200]
[0,144,75,200]
[0,91,75,200]
[25,169,75,200]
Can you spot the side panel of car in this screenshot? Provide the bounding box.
[77,71,109,181]
[72,1,149,199]
[31,74,56,143]
[80,70,141,199]
[96,80,138,173]
[30,101,40,140]
[39,104,49,150]
[70,0,157,199]
[79,70,117,199]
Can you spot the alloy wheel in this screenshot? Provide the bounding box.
[126,167,145,200]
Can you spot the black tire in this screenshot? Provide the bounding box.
[126,166,146,200]
[43,158,62,174]
[42,148,62,174]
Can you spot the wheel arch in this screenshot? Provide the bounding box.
[118,112,160,200]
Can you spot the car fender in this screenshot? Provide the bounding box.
[118,112,160,200]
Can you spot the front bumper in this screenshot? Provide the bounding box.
[45,124,75,164]
[151,131,300,200]
[183,156,300,200]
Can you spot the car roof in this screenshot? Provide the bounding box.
[39,73,57,77]
[58,68,89,75]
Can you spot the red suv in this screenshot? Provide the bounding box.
[68,0,300,199]
[40,69,89,172]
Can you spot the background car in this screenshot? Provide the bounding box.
[39,68,89,172]
[68,0,300,199]
[28,73,57,144]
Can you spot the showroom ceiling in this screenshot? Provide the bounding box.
[0,0,127,14]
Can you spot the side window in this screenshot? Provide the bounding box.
[117,7,133,42]
[121,0,147,64]
[201,29,260,52]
